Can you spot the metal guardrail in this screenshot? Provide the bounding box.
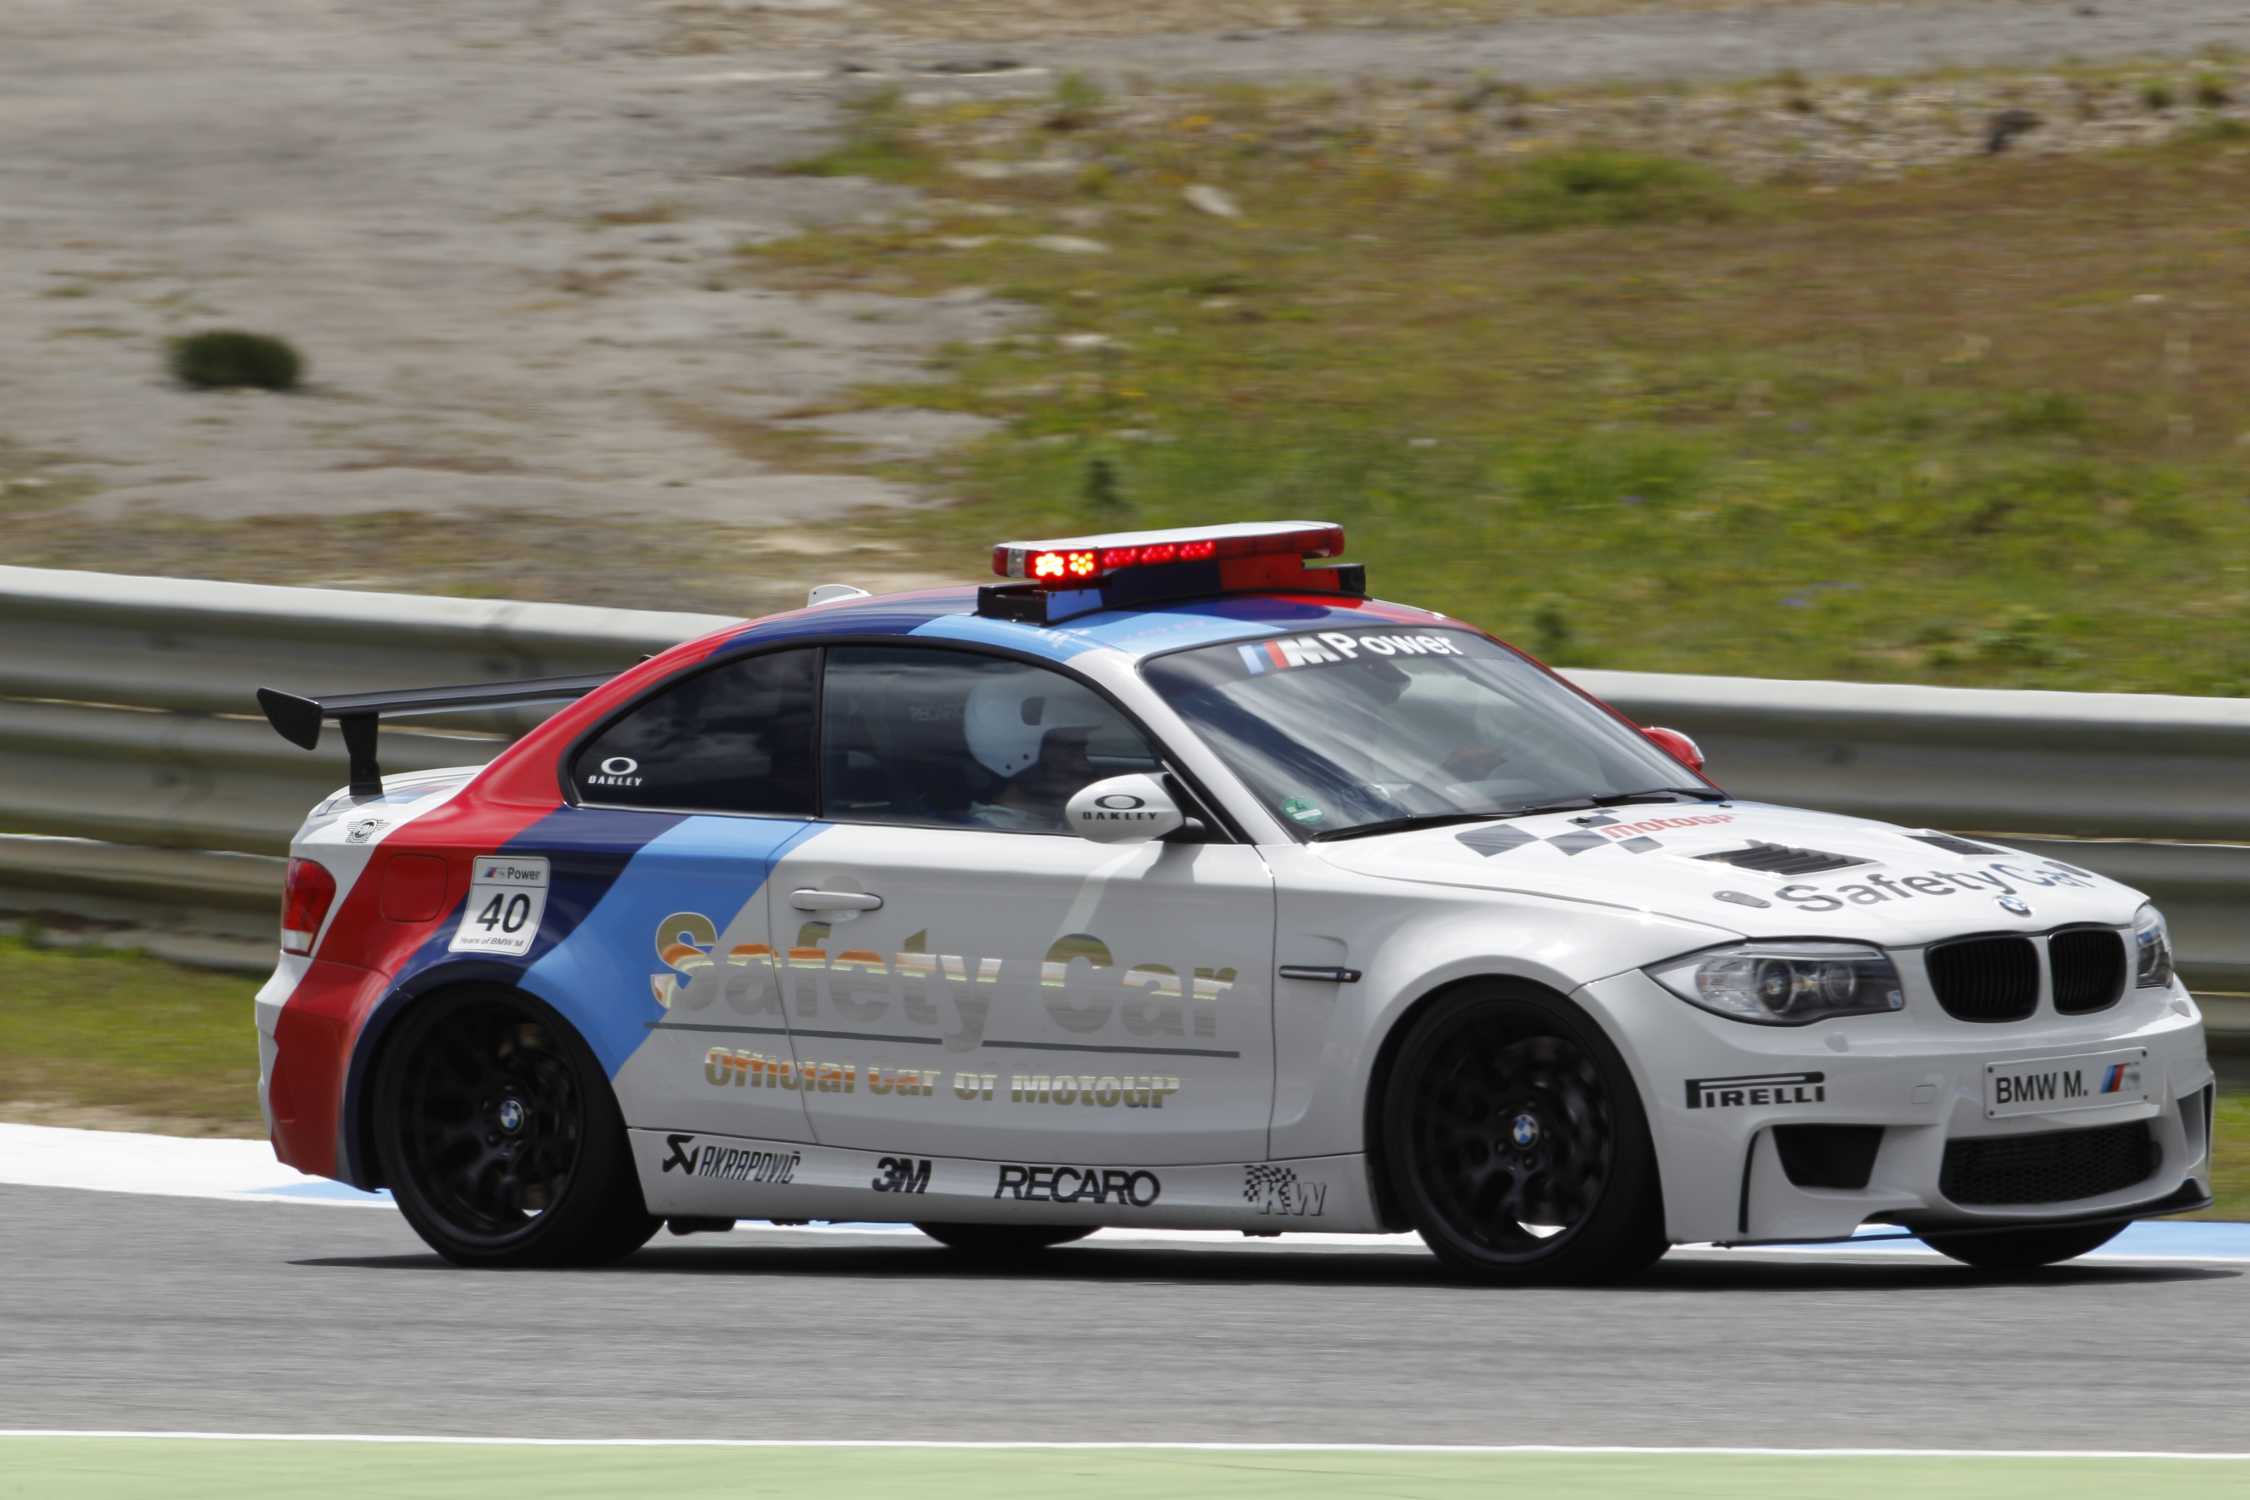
[2,567,2243,1022]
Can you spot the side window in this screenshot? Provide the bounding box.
[822,646,1160,834]
[571,649,816,816]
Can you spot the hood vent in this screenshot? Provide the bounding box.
[1911,833,2004,857]
[1696,841,1870,877]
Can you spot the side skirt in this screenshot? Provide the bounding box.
[627,1128,1384,1234]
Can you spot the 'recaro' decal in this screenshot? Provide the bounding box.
[994,1163,1161,1207]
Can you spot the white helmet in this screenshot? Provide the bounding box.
[964,673,1108,779]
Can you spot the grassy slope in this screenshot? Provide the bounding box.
[757,93,2250,693]
[0,937,262,1135]
[1,937,2241,1217]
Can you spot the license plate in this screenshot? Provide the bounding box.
[1984,1048,2148,1119]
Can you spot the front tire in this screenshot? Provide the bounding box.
[1381,983,1667,1284]
[915,1223,1095,1259]
[375,988,659,1268]
[1924,1222,2125,1271]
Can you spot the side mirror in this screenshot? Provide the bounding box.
[1643,726,1705,775]
[1065,773,1186,845]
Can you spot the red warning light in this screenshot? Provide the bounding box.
[993,523,1344,589]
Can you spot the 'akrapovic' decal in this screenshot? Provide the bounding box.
[660,1133,799,1183]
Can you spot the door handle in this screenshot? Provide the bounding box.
[789,889,884,913]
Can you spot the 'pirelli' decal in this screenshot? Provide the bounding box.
[1685,1072,1826,1110]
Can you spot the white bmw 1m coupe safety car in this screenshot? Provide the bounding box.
[253,521,2215,1280]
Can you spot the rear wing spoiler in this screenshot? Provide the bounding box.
[256,674,615,799]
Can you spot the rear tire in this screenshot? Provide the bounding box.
[1380,983,1667,1285]
[375,988,660,1268]
[1924,1222,2125,1270]
[914,1223,1095,1259]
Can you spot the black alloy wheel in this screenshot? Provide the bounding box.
[376,988,659,1268]
[914,1223,1096,1259]
[1382,984,1666,1284]
[1923,1221,2126,1271]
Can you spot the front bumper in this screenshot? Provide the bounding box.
[1579,970,2216,1246]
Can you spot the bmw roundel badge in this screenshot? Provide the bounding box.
[1996,895,2032,917]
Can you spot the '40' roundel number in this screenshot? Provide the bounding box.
[474,892,535,936]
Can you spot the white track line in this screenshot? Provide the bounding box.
[0,1434,2245,1459]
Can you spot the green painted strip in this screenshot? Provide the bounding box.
[3,1442,2246,1500]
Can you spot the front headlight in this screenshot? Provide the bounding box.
[1647,941,1905,1026]
[2133,903,2175,989]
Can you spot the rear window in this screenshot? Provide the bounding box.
[570,649,817,816]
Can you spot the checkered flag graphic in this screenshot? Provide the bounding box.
[1243,1163,1299,1212]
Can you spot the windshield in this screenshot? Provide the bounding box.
[1140,626,1711,839]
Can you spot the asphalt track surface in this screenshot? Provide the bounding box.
[4,1183,2243,1451]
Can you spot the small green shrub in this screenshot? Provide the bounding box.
[784,86,920,181]
[1082,454,1129,516]
[1514,430,1713,512]
[1528,596,1575,660]
[2193,73,2233,108]
[1974,606,2063,667]
[2141,80,2177,112]
[166,329,304,391]
[1481,149,1747,234]
[1047,71,1107,131]
[1983,389,2091,439]
[2178,116,2250,146]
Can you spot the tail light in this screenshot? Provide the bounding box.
[281,858,338,955]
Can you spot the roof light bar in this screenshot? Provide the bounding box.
[993,521,1345,589]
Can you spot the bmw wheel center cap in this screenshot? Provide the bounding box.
[496,1098,526,1134]
[1509,1113,1541,1149]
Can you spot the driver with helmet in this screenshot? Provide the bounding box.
[962,673,1110,833]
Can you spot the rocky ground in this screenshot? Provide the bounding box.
[657,0,2001,49]
[2,0,2246,607]
[908,57,2250,188]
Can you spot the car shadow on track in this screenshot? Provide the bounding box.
[292,1240,2240,1292]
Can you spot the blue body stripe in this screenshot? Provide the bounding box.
[516,813,822,1077]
